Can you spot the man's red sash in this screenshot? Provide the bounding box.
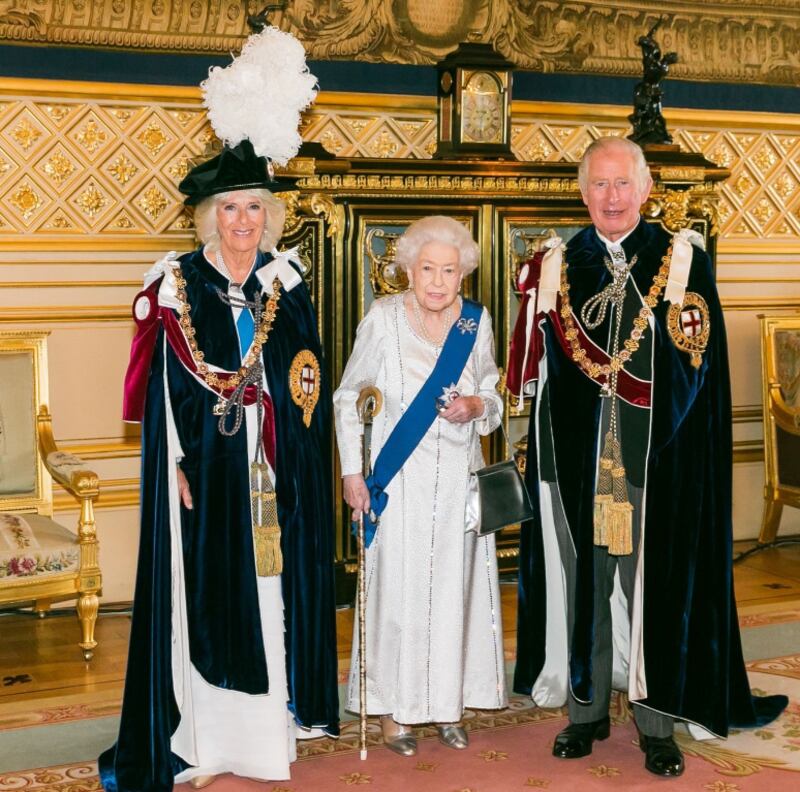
[549,296,651,408]
[506,252,651,408]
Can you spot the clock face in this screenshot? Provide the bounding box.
[461,70,504,144]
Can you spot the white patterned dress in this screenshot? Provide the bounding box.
[333,293,508,724]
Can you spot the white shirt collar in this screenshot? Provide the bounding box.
[595,218,640,253]
[594,217,642,266]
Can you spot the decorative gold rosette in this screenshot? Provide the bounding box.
[289,349,321,427]
[667,291,710,369]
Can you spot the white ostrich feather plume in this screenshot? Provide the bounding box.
[201,26,317,166]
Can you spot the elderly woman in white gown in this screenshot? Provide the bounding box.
[333,215,508,756]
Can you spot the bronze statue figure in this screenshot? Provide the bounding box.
[628,18,679,145]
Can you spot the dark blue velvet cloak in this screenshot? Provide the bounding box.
[100,249,339,792]
[513,220,786,736]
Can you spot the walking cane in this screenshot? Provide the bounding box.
[355,385,382,761]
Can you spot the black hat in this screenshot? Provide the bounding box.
[178,139,296,206]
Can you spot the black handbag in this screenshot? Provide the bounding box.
[465,428,534,536]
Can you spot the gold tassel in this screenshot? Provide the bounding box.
[594,493,612,546]
[607,463,633,556]
[251,462,283,576]
[606,500,633,555]
[594,432,616,547]
[255,514,283,576]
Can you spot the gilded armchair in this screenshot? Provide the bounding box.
[0,331,102,660]
[758,315,800,544]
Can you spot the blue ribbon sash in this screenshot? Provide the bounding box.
[357,298,483,547]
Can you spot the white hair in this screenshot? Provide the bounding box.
[578,137,652,193]
[193,188,286,253]
[395,215,479,275]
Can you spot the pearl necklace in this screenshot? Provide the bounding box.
[215,250,255,288]
[411,293,452,347]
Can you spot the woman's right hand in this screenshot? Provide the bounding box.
[343,473,370,521]
[177,466,193,510]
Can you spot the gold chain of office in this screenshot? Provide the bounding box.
[559,240,674,379]
[173,266,282,391]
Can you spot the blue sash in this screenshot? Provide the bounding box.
[358,298,483,547]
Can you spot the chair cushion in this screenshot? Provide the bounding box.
[0,512,79,580]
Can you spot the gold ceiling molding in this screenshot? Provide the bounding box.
[0,306,130,323]
[0,82,208,245]
[2,2,800,87]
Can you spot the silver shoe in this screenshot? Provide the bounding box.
[437,723,468,749]
[188,776,216,789]
[381,715,417,757]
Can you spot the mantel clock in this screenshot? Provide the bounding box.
[434,42,514,160]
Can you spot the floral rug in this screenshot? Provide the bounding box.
[1,610,799,790]
[679,655,800,777]
[3,679,799,792]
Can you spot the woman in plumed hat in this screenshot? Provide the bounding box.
[99,29,339,791]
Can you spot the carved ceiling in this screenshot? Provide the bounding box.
[1,1,799,87]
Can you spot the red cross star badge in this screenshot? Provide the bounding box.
[680,308,703,337]
[289,350,321,427]
[668,292,710,369]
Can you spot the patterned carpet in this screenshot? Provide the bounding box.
[2,610,799,791]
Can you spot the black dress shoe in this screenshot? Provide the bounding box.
[639,734,684,777]
[552,717,610,759]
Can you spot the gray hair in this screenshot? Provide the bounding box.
[395,215,479,275]
[193,189,286,253]
[577,137,651,193]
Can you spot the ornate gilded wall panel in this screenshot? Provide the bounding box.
[0,87,211,242]
[2,2,800,87]
[3,81,798,244]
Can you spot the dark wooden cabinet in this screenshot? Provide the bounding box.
[281,149,727,604]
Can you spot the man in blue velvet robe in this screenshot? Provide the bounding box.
[508,137,786,777]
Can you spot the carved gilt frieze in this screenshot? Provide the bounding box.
[283,190,340,238]
[2,2,800,87]
[644,186,721,236]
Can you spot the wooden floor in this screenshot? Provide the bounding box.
[2,540,799,728]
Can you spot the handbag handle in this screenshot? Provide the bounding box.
[488,416,515,463]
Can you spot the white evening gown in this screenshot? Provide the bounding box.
[334,293,508,724]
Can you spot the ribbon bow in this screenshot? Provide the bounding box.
[143,251,181,310]
[664,228,705,305]
[349,476,388,547]
[257,247,304,292]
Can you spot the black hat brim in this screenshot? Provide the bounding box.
[179,140,298,205]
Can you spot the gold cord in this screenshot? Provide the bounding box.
[173,265,282,393]
[559,243,674,556]
[559,240,673,383]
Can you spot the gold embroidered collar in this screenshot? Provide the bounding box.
[558,240,673,381]
[172,262,282,393]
